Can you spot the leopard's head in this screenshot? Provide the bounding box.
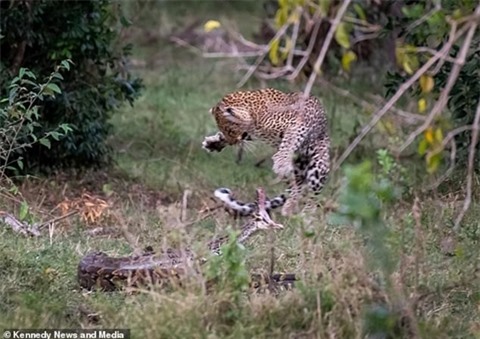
[209,88,289,145]
[209,92,255,145]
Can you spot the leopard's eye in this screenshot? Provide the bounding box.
[225,107,233,115]
[241,132,249,140]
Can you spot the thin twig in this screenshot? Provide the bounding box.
[287,17,322,81]
[453,96,480,231]
[431,18,459,75]
[180,189,191,222]
[237,22,291,88]
[405,3,441,33]
[37,210,78,230]
[351,32,381,45]
[424,138,457,192]
[203,51,264,58]
[183,204,224,227]
[269,231,276,277]
[112,211,141,254]
[303,0,352,97]
[343,16,381,32]
[440,125,473,150]
[318,78,424,124]
[415,47,458,64]
[287,8,302,68]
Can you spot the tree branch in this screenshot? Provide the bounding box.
[398,6,480,153]
[236,21,292,88]
[333,20,473,171]
[287,17,322,81]
[453,96,480,231]
[303,0,352,97]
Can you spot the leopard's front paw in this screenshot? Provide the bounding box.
[272,153,294,178]
[202,133,226,153]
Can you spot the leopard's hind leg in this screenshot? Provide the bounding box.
[281,153,308,216]
[302,139,330,213]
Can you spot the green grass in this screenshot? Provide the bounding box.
[1,2,479,338]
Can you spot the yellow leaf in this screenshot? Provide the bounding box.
[453,9,463,19]
[288,10,300,24]
[282,37,292,60]
[404,44,417,53]
[425,127,434,144]
[335,22,350,49]
[203,20,221,33]
[377,120,396,135]
[420,75,434,93]
[318,0,330,16]
[426,151,442,174]
[383,120,396,134]
[418,138,428,156]
[403,60,413,75]
[396,43,419,74]
[434,127,443,143]
[269,38,280,66]
[353,3,367,22]
[418,98,427,113]
[341,50,357,72]
[275,7,288,28]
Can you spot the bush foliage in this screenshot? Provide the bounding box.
[255,0,478,173]
[0,0,143,173]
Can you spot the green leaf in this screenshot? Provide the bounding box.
[20,79,38,87]
[61,60,71,71]
[341,50,357,72]
[46,83,62,94]
[417,138,428,156]
[25,70,36,79]
[19,201,29,221]
[120,15,132,27]
[39,138,51,149]
[269,38,281,66]
[47,131,61,140]
[303,230,315,238]
[318,0,330,17]
[335,22,351,49]
[426,151,442,174]
[60,124,72,134]
[353,3,367,22]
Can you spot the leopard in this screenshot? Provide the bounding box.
[202,87,330,216]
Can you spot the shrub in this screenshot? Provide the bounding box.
[0,0,143,173]
[0,63,73,182]
[384,1,478,169]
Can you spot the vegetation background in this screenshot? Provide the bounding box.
[0,0,479,338]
